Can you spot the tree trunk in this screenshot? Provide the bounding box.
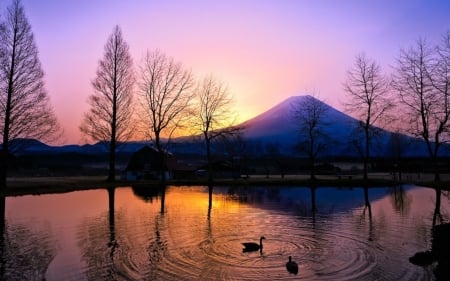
[310,159,316,180]
[108,52,119,182]
[108,138,116,182]
[206,136,213,184]
[1,29,16,189]
[364,127,369,181]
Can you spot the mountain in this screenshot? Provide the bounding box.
[241,95,357,140]
[8,139,150,155]
[238,95,429,157]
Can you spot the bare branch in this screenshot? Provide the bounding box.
[391,35,450,181]
[138,50,195,181]
[0,0,60,186]
[343,53,393,180]
[191,74,242,181]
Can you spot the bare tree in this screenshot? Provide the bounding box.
[291,95,329,180]
[193,75,241,182]
[392,37,450,182]
[343,53,392,180]
[139,50,195,182]
[80,25,135,182]
[0,0,59,187]
[435,31,450,136]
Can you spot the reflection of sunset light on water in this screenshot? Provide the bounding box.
[3,185,450,280]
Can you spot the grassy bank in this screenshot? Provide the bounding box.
[0,174,408,197]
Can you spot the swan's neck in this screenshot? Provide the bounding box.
[259,238,264,247]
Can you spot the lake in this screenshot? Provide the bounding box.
[1,184,449,280]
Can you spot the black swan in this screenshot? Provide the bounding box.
[242,236,265,252]
[286,256,299,274]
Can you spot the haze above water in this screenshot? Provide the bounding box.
[2,185,449,280]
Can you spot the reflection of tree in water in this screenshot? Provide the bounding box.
[77,187,128,280]
[389,185,411,216]
[146,214,167,280]
[359,186,375,241]
[78,187,169,280]
[432,188,449,227]
[0,197,56,280]
[409,187,450,280]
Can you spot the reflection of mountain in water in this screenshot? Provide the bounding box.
[219,186,410,215]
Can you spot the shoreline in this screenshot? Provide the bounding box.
[1,174,445,197]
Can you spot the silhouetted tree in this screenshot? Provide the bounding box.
[219,132,248,179]
[343,54,392,180]
[436,31,450,143]
[388,130,409,181]
[80,25,135,182]
[193,75,240,183]
[291,95,329,180]
[392,36,450,181]
[139,50,194,182]
[0,0,59,187]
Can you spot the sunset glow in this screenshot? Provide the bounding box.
[7,0,450,144]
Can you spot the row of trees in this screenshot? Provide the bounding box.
[1,0,449,187]
[0,0,238,187]
[294,32,450,182]
[79,27,239,183]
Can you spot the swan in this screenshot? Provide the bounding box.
[286,256,299,274]
[242,236,265,252]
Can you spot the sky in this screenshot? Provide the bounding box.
[3,0,450,144]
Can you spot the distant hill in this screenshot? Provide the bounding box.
[7,139,150,155]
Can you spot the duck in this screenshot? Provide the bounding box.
[242,236,265,252]
[286,256,299,275]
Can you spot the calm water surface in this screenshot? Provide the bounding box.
[1,185,449,280]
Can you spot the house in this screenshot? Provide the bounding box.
[122,146,173,180]
[122,146,197,181]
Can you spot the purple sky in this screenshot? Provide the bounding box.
[4,0,450,144]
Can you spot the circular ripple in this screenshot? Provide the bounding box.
[150,218,380,281]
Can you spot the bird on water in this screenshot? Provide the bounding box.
[286,256,299,275]
[242,236,266,252]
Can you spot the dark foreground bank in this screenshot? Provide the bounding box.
[0,174,439,197]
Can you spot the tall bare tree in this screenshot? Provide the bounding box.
[392,38,450,182]
[0,0,59,187]
[193,75,240,183]
[139,50,194,182]
[343,53,392,180]
[435,31,450,134]
[80,25,135,182]
[291,95,329,180]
